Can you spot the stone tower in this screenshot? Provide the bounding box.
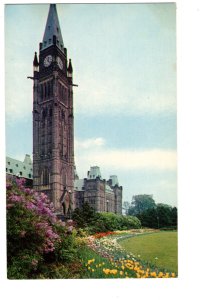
[32,4,74,214]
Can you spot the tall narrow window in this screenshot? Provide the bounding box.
[43,168,49,185]
[48,81,50,98]
[40,84,43,100]
[44,83,47,99]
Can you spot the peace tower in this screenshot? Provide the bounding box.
[32,4,75,214]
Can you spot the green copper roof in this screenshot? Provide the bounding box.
[87,166,102,179]
[109,175,119,186]
[41,4,64,52]
[6,155,33,179]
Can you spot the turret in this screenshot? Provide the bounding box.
[33,52,39,74]
[67,59,73,78]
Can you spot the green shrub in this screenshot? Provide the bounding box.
[72,202,141,233]
[6,178,82,279]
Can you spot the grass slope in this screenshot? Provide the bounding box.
[119,231,178,273]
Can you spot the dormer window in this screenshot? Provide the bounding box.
[48,25,50,30]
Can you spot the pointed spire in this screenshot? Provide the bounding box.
[33,52,39,73]
[33,52,39,67]
[42,4,64,52]
[68,59,73,74]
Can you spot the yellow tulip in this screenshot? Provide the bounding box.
[110,269,118,275]
[103,268,110,275]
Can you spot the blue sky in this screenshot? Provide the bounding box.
[5,3,177,206]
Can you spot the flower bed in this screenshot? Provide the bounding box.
[82,230,177,278]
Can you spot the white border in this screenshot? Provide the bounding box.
[1,0,200,299]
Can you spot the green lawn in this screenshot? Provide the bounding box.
[119,231,178,273]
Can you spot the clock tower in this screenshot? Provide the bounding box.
[32,4,75,214]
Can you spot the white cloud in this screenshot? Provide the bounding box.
[82,149,176,171]
[75,137,176,176]
[5,60,32,121]
[74,74,176,117]
[75,137,105,149]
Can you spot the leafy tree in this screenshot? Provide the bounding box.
[156,203,172,228]
[171,207,178,227]
[72,202,98,228]
[136,203,178,229]
[72,203,141,233]
[137,208,158,228]
[128,194,156,216]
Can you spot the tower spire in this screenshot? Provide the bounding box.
[41,4,64,52]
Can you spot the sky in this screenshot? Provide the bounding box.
[5,2,177,207]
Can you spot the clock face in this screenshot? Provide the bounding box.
[44,55,53,67]
[56,56,63,70]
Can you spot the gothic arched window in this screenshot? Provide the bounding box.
[42,168,49,185]
[44,83,47,99]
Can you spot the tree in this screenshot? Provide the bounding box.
[128,194,156,216]
[72,202,98,228]
[171,207,178,227]
[136,204,178,229]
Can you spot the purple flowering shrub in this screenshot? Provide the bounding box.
[7,178,81,279]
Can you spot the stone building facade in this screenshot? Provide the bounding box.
[74,166,122,214]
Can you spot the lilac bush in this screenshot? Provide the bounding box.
[7,178,80,279]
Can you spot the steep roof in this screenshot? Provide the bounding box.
[87,166,102,179]
[41,4,64,52]
[6,155,33,179]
